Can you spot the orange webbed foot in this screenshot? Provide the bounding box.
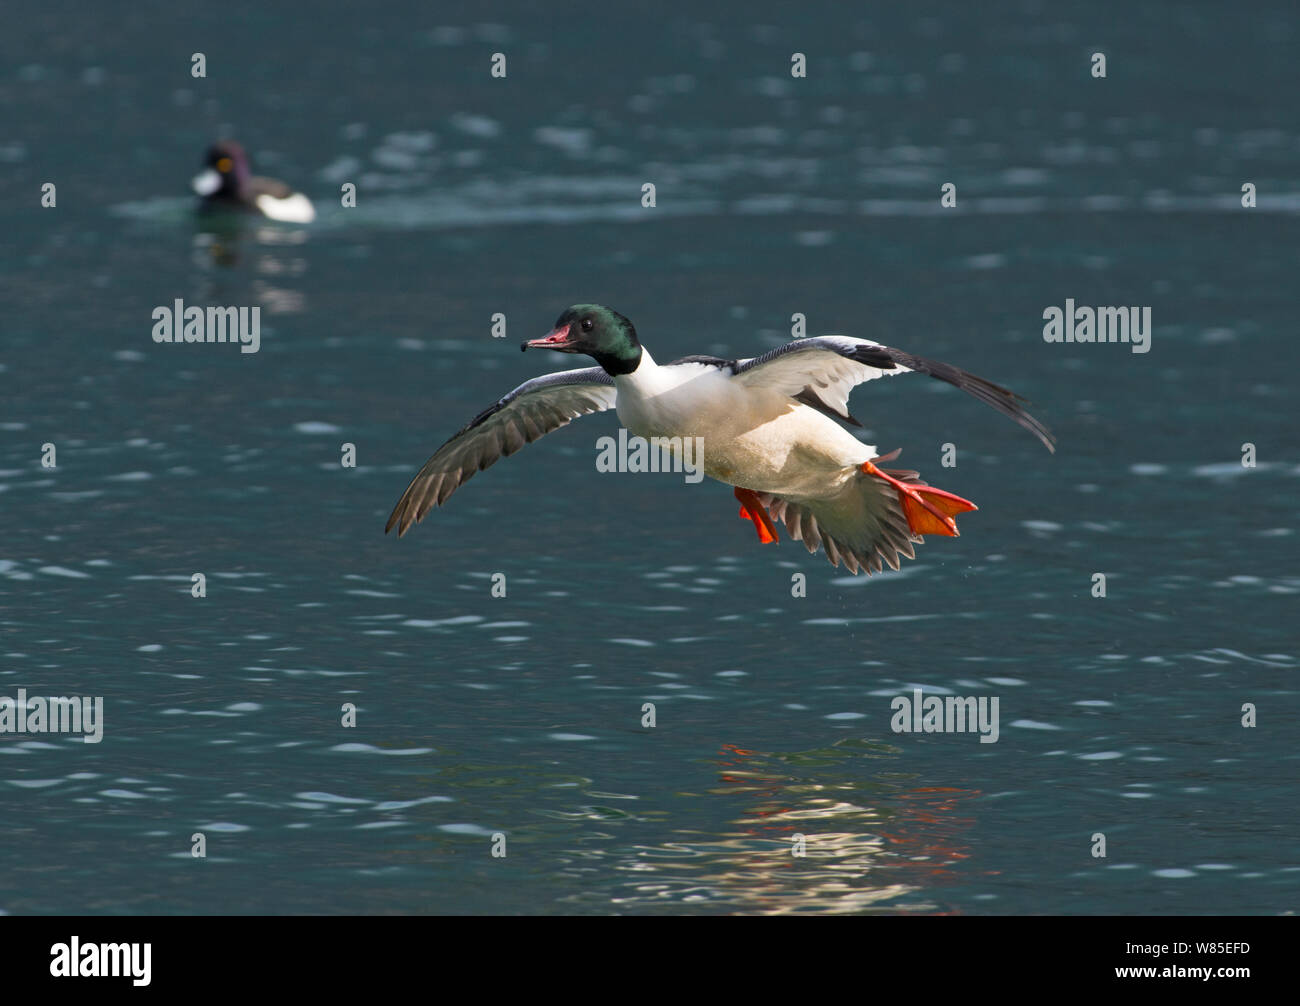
[861,459,977,538]
[733,486,779,544]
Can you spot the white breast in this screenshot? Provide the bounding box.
[614,352,731,438]
[614,351,873,497]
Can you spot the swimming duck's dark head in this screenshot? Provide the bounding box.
[193,141,251,198]
[522,304,642,375]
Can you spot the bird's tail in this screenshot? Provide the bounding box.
[735,450,977,575]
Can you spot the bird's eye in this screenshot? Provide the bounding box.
[580,318,593,332]
[216,157,233,173]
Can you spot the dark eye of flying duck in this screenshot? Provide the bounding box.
[520,303,643,376]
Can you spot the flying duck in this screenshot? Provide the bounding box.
[191,141,316,223]
[386,305,1055,575]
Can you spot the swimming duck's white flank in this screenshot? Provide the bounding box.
[386,304,1055,575]
[192,140,316,223]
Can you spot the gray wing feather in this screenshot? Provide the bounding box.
[734,336,1055,452]
[386,368,617,536]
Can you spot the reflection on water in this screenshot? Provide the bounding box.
[189,221,312,314]
[548,740,983,914]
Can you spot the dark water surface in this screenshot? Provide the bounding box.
[2,1,1297,914]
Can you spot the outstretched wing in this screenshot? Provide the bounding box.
[733,336,1055,452]
[386,367,617,536]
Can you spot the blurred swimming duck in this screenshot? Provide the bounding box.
[192,141,315,223]
[386,305,1055,575]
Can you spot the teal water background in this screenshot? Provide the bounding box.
[1,1,1297,914]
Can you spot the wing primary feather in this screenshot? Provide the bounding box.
[735,336,1054,453]
[386,368,616,535]
[879,347,1056,453]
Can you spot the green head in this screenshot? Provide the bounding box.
[522,304,642,375]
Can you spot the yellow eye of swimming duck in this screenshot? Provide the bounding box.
[216,157,233,173]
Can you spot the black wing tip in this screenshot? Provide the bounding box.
[1014,413,1056,453]
[886,347,1057,455]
